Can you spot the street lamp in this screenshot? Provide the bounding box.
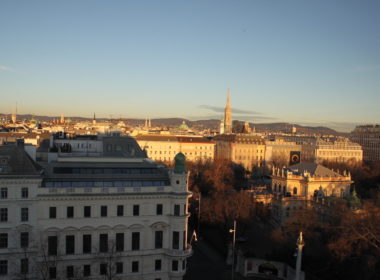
[197,192,201,237]
[229,220,237,280]
[295,231,304,280]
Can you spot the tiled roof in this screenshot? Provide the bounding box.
[289,162,342,177]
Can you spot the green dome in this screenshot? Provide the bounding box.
[174,152,186,174]
[347,187,361,210]
[178,121,189,130]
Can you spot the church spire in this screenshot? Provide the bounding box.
[224,88,232,134]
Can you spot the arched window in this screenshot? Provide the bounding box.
[293,187,297,195]
[279,185,282,193]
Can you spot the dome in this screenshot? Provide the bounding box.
[174,152,186,174]
[178,121,189,130]
[347,187,361,210]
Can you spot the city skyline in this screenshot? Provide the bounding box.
[1,0,379,132]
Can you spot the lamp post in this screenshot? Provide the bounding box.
[295,231,304,280]
[197,192,201,237]
[229,220,236,280]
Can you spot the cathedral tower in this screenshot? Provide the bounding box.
[224,88,232,134]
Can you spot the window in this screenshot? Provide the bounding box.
[182,260,186,270]
[172,260,178,271]
[116,233,124,252]
[116,262,123,274]
[156,204,163,215]
[100,206,107,217]
[83,234,92,254]
[48,236,58,256]
[21,187,28,199]
[100,263,107,275]
[49,266,56,279]
[0,208,7,222]
[66,265,74,278]
[67,206,74,218]
[0,233,7,248]
[132,232,140,250]
[174,204,180,216]
[84,206,91,218]
[20,232,29,248]
[21,208,29,222]
[83,264,91,277]
[99,234,108,252]
[66,235,75,255]
[49,207,56,219]
[0,188,7,199]
[117,205,124,216]
[132,261,139,273]
[172,231,179,249]
[21,258,28,274]
[133,205,139,216]
[0,260,7,275]
[155,231,163,249]
[155,259,162,271]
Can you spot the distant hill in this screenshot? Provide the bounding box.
[0,114,343,135]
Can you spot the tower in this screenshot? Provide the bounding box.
[93,113,96,125]
[11,103,17,123]
[224,88,232,134]
[60,114,65,124]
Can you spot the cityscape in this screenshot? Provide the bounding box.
[1,1,380,280]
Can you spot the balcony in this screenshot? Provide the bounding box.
[165,245,193,257]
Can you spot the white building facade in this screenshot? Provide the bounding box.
[0,137,192,280]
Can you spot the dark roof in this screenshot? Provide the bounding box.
[288,162,342,177]
[0,144,42,176]
[213,134,265,144]
[135,135,213,143]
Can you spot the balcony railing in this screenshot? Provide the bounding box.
[165,245,192,257]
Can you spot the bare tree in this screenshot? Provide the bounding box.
[96,239,123,280]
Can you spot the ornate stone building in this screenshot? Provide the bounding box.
[135,135,215,163]
[270,162,353,223]
[0,137,192,279]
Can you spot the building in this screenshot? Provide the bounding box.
[214,134,266,170]
[350,125,380,161]
[279,135,363,165]
[135,135,215,163]
[264,138,302,167]
[270,162,352,223]
[314,138,362,164]
[0,136,192,279]
[0,141,42,278]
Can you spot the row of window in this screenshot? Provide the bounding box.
[44,180,167,188]
[0,207,29,222]
[48,203,184,219]
[53,167,162,175]
[0,187,28,199]
[0,203,185,223]
[0,258,186,276]
[46,230,184,256]
[0,232,29,249]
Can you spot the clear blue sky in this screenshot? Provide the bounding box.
[0,0,379,131]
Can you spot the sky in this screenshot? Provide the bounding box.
[0,0,379,131]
